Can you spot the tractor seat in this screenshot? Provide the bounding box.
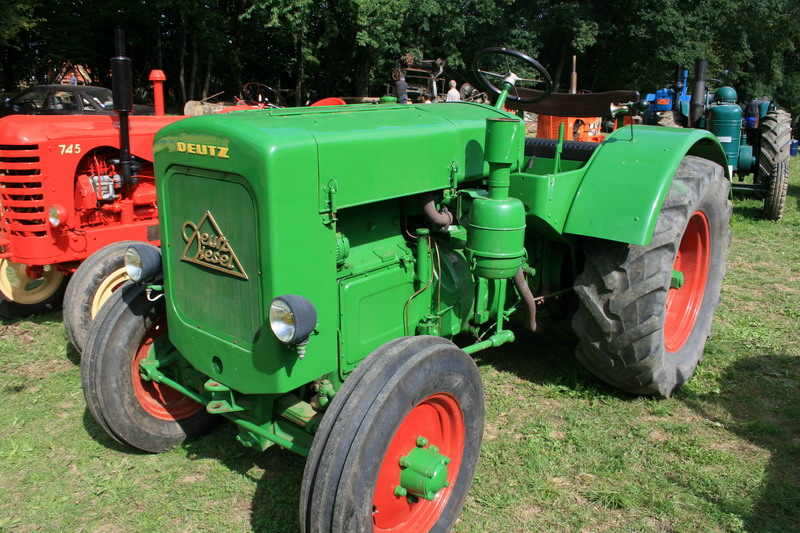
[524,137,599,163]
[507,89,640,118]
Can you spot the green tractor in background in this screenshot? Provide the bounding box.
[646,59,792,220]
[79,48,732,531]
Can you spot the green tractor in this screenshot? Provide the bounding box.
[647,59,792,220]
[80,48,732,531]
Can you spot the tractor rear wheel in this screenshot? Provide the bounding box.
[573,156,731,398]
[0,260,68,319]
[656,110,685,128]
[81,283,215,452]
[759,109,791,220]
[300,336,484,533]
[63,240,139,354]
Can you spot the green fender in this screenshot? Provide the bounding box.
[563,125,728,246]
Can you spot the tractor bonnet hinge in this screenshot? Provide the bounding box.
[322,179,339,225]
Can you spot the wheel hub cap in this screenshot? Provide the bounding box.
[395,436,451,501]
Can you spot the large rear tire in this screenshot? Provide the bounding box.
[0,260,68,319]
[63,240,139,354]
[81,283,216,452]
[300,336,484,533]
[573,156,731,398]
[759,109,791,221]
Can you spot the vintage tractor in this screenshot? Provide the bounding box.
[0,31,178,353]
[644,67,690,127]
[80,47,732,531]
[646,60,792,220]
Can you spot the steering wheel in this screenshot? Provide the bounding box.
[241,82,288,108]
[472,47,552,104]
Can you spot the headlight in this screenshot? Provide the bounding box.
[269,295,317,344]
[48,205,67,227]
[124,244,162,283]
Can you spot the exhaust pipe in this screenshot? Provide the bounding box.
[689,59,708,128]
[111,28,136,186]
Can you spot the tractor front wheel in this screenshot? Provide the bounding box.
[81,283,215,452]
[0,260,68,319]
[759,109,791,220]
[64,240,140,354]
[573,156,732,397]
[300,336,484,533]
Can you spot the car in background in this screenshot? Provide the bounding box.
[0,85,153,117]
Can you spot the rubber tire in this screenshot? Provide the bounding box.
[758,109,791,220]
[656,110,685,128]
[81,282,216,452]
[63,240,139,354]
[299,336,484,533]
[572,156,732,398]
[0,266,69,319]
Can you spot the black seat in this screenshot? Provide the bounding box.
[524,137,599,163]
[508,89,640,118]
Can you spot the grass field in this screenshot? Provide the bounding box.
[1,158,798,532]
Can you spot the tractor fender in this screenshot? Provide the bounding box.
[563,125,728,246]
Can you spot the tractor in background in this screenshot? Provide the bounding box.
[646,60,791,220]
[644,67,690,127]
[80,47,732,531]
[0,30,181,356]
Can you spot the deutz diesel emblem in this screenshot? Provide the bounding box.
[181,211,248,280]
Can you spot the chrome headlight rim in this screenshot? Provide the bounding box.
[48,205,67,227]
[269,295,317,345]
[124,244,162,284]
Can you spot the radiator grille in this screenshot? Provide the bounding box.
[0,144,46,242]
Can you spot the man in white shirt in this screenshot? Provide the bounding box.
[446,80,460,102]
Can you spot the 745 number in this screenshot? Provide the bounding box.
[58,144,82,155]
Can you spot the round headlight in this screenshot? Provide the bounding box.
[124,244,162,284]
[124,247,144,282]
[48,205,67,227]
[269,295,317,345]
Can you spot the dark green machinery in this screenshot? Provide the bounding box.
[79,48,733,532]
[648,59,792,220]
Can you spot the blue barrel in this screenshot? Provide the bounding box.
[791,139,799,157]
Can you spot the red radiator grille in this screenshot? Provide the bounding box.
[0,144,46,241]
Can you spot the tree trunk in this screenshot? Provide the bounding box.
[156,19,163,69]
[227,0,246,100]
[294,28,303,106]
[188,35,199,101]
[0,46,14,92]
[552,40,568,93]
[202,51,213,100]
[178,20,187,103]
[353,47,372,97]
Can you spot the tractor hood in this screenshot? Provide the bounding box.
[154,102,522,208]
[153,102,522,394]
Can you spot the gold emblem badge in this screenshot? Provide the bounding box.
[181,211,248,280]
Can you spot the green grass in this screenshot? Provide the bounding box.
[2,159,799,532]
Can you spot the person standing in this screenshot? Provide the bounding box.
[395,76,408,104]
[446,80,460,102]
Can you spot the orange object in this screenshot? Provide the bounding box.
[311,97,346,107]
[537,115,604,142]
[148,70,166,116]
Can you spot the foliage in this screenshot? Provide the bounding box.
[0,0,799,117]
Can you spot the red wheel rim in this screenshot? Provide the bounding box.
[131,317,203,421]
[372,393,465,532]
[664,211,711,353]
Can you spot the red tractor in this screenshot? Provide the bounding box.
[0,33,180,353]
